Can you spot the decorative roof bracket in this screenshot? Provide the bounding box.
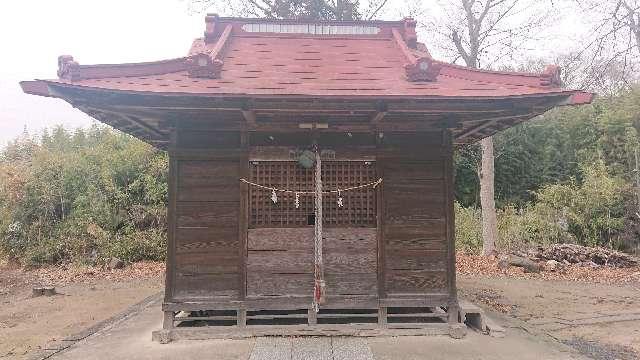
[57,55,81,81]
[402,18,418,49]
[392,27,441,82]
[187,22,233,79]
[204,13,220,43]
[540,65,563,87]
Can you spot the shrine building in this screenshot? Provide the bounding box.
[21,15,593,341]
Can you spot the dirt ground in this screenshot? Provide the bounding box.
[1,256,639,360]
[0,262,164,359]
[457,254,640,360]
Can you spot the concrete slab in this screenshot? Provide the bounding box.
[333,337,375,360]
[55,300,254,360]
[249,337,290,360]
[368,330,588,360]
[52,297,590,360]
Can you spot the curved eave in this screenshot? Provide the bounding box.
[20,79,594,149]
[24,79,591,103]
[21,80,55,98]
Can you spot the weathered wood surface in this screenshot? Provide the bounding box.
[177,130,241,149]
[166,130,456,311]
[175,253,241,274]
[385,270,447,294]
[384,224,446,249]
[247,250,313,273]
[247,273,313,296]
[248,228,314,250]
[170,148,243,302]
[177,161,240,201]
[176,202,239,228]
[249,146,377,161]
[505,255,542,273]
[380,132,449,297]
[153,322,452,342]
[385,249,447,271]
[246,228,378,297]
[175,228,238,254]
[173,273,240,299]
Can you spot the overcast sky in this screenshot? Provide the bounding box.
[0,0,584,148]
[0,0,205,147]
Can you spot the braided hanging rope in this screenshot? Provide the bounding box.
[312,148,325,313]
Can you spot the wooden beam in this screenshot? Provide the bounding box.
[241,109,257,128]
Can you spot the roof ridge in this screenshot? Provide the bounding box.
[56,56,189,81]
[213,15,407,26]
[439,63,563,88]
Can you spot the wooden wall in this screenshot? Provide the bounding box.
[166,130,245,302]
[246,228,377,298]
[378,132,450,298]
[165,128,454,310]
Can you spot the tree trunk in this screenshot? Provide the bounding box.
[480,136,498,256]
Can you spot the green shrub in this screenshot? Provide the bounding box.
[533,160,625,247]
[454,202,483,253]
[0,125,168,266]
[456,160,626,253]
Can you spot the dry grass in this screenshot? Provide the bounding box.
[457,253,640,285]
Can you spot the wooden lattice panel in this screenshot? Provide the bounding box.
[249,161,377,228]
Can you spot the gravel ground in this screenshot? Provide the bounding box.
[562,338,639,360]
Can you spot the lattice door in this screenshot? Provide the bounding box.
[249,160,377,228]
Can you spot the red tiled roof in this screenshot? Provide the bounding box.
[20,16,594,148]
[24,17,590,102]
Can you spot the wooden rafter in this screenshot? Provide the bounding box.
[454,112,538,141]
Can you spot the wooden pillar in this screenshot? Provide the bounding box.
[237,309,247,327]
[239,131,249,304]
[164,129,178,304]
[443,129,459,324]
[308,306,318,326]
[163,311,174,330]
[378,307,387,326]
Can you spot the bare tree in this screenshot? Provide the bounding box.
[189,0,390,20]
[569,0,640,93]
[421,0,556,256]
